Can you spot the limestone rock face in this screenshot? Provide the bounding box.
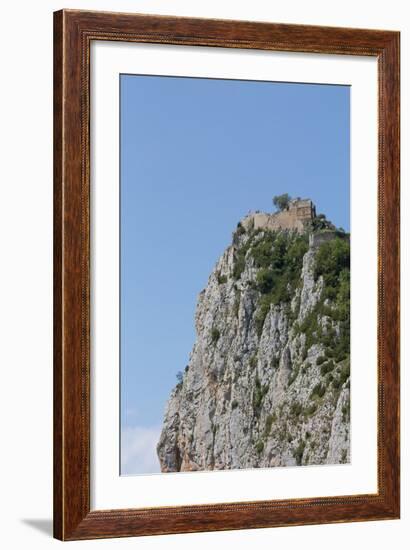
[157,215,350,472]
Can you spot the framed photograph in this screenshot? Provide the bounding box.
[54,9,400,540]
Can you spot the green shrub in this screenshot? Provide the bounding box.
[308,237,351,360]
[340,362,350,384]
[342,403,350,422]
[273,193,291,211]
[316,355,326,365]
[251,234,276,268]
[290,401,302,417]
[297,237,350,362]
[256,268,275,294]
[320,360,335,376]
[233,290,241,317]
[233,254,246,280]
[263,413,276,437]
[314,238,350,288]
[271,356,279,370]
[332,362,350,389]
[332,377,342,390]
[232,223,247,246]
[305,403,317,416]
[286,237,309,276]
[253,376,269,410]
[293,440,306,466]
[299,305,322,351]
[236,222,246,235]
[233,237,253,279]
[251,232,308,335]
[310,383,326,399]
[255,440,264,454]
[255,300,271,337]
[217,273,227,284]
[336,268,350,320]
[211,327,220,344]
[311,213,335,232]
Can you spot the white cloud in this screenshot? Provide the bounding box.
[121,425,162,475]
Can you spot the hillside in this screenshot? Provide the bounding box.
[157,200,350,472]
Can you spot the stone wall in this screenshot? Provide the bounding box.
[309,230,337,248]
[309,230,349,248]
[241,199,315,233]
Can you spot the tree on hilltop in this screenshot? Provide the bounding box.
[273,193,291,212]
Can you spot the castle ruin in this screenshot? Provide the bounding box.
[241,198,316,234]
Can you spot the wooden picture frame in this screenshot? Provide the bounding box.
[54,9,400,541]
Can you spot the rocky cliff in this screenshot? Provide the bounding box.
[157,207,350,472]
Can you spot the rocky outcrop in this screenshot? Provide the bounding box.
[157,208,350,472]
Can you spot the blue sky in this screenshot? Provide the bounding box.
[120,74,350,474]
